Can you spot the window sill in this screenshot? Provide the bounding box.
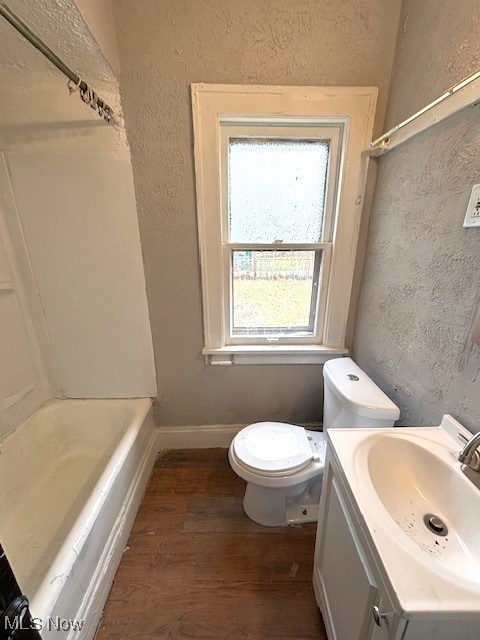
[202,345,348,365]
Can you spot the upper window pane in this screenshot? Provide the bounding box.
[228,137,329,243]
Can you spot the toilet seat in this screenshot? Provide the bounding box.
[232,422,315,476]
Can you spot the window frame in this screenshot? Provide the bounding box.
[192,84,377,365]
[221,123,341,347]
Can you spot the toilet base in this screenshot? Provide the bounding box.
[243,475,323,526]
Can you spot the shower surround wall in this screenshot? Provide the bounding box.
[353,0,480,431]
[0,0,156,434]
[112,0,402,427]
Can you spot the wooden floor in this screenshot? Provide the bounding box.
[97,449,327,640]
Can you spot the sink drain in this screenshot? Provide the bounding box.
[423,514,448,537]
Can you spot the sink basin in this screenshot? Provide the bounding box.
[367,436,480,585]
[327,416,480,615]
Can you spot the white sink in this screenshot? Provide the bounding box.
[367,435,480,586]
[327,415,480,615]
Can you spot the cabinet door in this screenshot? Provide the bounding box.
[315,470,378,640]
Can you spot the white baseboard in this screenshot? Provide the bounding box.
[69,428,158,640]
[156,422,323,449]
[157,423,244,448]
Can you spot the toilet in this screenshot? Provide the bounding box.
[228,357,400,526]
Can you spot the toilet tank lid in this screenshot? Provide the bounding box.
[324,358,400,421]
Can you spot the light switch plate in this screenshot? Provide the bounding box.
[463,184,480,227]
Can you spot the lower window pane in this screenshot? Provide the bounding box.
[231,250,320,336]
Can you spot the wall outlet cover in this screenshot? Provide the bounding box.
[463,184,480,228]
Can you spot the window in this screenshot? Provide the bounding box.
[192,85,377,364]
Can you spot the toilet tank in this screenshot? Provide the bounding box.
[323,358,400,429]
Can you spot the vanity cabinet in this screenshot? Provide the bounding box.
[313,453,405,640]
[313,445,480,640]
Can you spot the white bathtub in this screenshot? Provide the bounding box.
[0,398,156,639]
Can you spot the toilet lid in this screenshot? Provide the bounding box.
[233,422,314,474]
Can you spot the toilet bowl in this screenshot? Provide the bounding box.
[229,422,326,526]
[229,357,400,526]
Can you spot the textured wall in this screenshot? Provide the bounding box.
[385,0,480,127]
[2,0,114,80]
[353,0,480,431]
[74,0,121,76]
[112,0,402,426]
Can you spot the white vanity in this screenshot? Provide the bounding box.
[313,415,480,640]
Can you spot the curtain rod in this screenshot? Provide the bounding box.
[370,70,480,151]
[0,2,115,124]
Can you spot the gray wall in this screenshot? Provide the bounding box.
[112,0,402,426]
[353,0,480,431]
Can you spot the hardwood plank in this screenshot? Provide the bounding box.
[119,532,315,581]
[183,496,317,534]
[145,468,246,497]
[131,496,189,534]
[155,448,230,470]
[98,581,325,640]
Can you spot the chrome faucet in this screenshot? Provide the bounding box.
[458,432,480,472]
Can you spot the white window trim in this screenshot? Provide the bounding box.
[192,84,377,365]
[221,123,341,347]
